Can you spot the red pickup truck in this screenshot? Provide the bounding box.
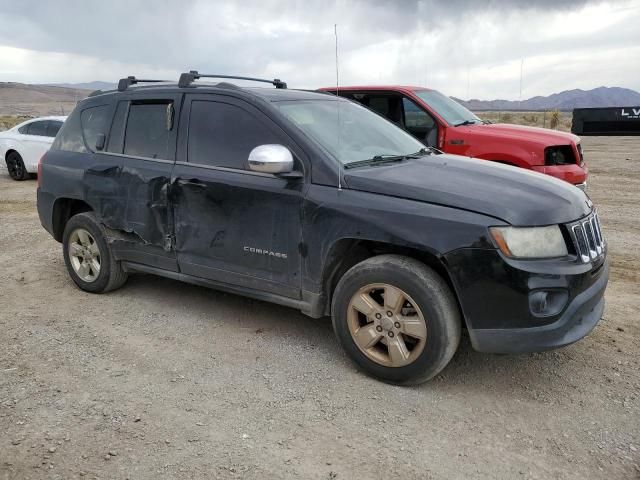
[320,86,588,189]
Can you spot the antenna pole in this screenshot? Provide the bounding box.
[335,23,342,191]
[519,58,524,109]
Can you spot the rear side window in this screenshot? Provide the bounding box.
[188,100,280,169]
[51,109,85,153]
[124,102,172,159]
[106,101,129,153]
[46,121,63,138]
[28,121,48,136]
[81,105,110,151]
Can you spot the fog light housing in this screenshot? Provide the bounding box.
[529,289,568,318]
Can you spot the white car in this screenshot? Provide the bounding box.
[0,116,67,180]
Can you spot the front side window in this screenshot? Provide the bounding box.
[81,105,110,151]
[415,90,481,126]
[28,121,48,136]
[188,100,280,169]
[403,98,435,129]
[124,102,172,159]
[275,99,425,165]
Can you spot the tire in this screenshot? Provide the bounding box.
[331,254,461,385]
[6,151,30,181]
[62,212,128,293]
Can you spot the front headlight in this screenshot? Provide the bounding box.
[489,225,568,259]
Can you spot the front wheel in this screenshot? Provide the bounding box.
[331,255,461,385]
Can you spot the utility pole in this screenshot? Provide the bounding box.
[519,58,524,109]
[466,64,470,100]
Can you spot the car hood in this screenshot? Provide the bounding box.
[462,123,580,146]
[343,153,591,225]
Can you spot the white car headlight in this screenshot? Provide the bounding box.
[489,225,568,259]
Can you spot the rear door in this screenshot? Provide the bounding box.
[172,93,305,298]
[95,93,183,271]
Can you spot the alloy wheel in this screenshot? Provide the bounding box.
[347,283,427,367]
[7,155,23,179]
[68,228,101,282]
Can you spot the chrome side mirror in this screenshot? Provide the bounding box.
[248,144,294,174]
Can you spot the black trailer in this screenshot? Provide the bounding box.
[572,107,640,136]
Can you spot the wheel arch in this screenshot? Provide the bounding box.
[52,197,93,242]
[4,148,20,161]
[321,238,461,317]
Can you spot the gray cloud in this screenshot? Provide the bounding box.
[0,0,637,98]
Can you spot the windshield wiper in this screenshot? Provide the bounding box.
[344,150,429,169]
[454,120,478,127]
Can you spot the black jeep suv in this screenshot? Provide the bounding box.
[37,72,608,384]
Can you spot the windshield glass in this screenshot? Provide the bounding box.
[274,99,426,165]
[415,90,482,126]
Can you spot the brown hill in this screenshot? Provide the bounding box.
[0,82,91,116]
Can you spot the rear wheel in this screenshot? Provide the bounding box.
[6,151,30,181]
[331,254,461,385]
[62,212,128,293]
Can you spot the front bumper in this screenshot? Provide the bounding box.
[468,260,608,353]
[531,163,587,186]
[444,247,608,354]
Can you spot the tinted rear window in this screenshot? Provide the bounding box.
[28,121,48,136]
[106,101,129,153]
[124,102,172,159]
[46,121,63,138]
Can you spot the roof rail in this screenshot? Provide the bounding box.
[178,71,287,89]
[117,76,170,92]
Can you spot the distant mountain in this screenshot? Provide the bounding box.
[0,82,91,116]
[456,86,640,111]
[3,82,640,116]
[44,81,117,91]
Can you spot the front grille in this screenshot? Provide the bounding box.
[569,211,605,263]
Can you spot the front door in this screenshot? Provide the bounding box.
[172,94,305,299]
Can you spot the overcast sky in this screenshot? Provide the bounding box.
[0,0,638,100]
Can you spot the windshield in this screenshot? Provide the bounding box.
[415,90,482,126]
[274,99,426,165]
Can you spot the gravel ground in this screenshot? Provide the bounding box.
[1,136,639,480]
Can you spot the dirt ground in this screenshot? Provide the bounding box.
[0,136,638,480]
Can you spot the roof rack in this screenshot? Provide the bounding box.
[117,76,170,92]
[178,71,287,89]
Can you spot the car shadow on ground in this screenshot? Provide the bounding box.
[121,274,588,395]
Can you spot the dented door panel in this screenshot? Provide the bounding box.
[171,164,303,298]
[91,92,183,271]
